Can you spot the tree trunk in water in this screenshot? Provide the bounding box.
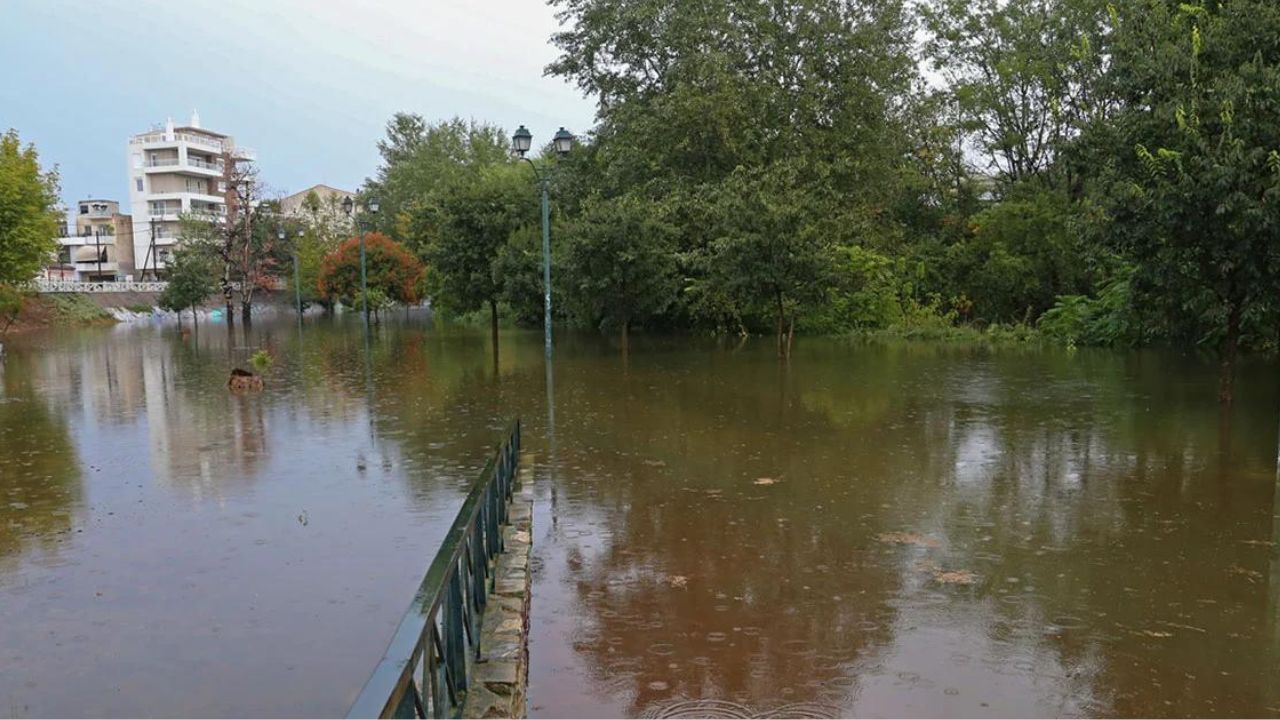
[785,314,795,359]
[775,292,785,359]
[1219,300,1242,406]
[620,319,630,356]
[490,299,500,366]
[241,302,252,326]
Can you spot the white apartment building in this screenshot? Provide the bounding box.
[125,112,254,278]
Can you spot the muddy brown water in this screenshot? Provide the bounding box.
[1,316,1278,717]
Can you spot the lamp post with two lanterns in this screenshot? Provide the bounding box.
[341,195,379,326]
[511,125,574,355]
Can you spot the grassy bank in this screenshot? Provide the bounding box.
[3,294,116,334]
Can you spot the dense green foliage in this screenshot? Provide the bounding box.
[362,0,1280,380]
[0,129,60,286]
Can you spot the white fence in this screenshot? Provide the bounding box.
[28,279,169,294]
[28,278,286,294]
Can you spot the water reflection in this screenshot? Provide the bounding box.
[0,351,81,567]
[2,322,1279,717]
[527,342,1280,718]
[0,317,537,717]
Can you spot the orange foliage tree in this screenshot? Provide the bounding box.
[317,232,424,307]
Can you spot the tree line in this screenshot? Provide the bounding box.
[351,0,1280,400]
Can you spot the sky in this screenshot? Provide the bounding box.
[0,0,598,212]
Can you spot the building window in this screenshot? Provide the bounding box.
[135,177,143,192]
[79,204,88,214]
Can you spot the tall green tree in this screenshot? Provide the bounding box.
[0,130,60,285]
[562,193,679,348]
[413,163,533,349]
[1094,0,1280,401]
[363,115,510,241]
[548,0,919,343]
[922,0,1115,191]
[706,162,840,357]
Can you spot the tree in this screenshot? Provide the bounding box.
[547,0,918,344]
[363,115,510,242]
[562,193,680,349]
[706,162,840,358]
[413,163,532,349]
[158,246,217,327]
[922,0,1115,192]
[178,159,282,324]
[0,129,60,285]
[317,232,425,311]
[1093,0,1280,402]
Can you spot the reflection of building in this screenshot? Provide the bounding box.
[47,199,135,281]
[125,112,255,278]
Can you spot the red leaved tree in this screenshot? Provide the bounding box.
[318,232,424,308]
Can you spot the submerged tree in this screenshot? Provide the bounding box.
[317,232,424,310]
[413,163,533,350]
[562,193,679,349]
[1095,0,1280,402]
[158,246,217,327]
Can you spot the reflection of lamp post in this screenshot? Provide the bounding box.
[511,125,575,355]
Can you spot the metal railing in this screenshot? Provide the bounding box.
[28,279,169,293]
[348,420,522,719]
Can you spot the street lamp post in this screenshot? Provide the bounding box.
[511,125,574,355]
[342,196,380,326]
[294,229,305,318]
[278,227,303,318]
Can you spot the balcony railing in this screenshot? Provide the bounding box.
[131,131,226,153]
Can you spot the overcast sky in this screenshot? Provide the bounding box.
[0,0,597,211]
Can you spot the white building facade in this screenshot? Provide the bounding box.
[125,112,254,278]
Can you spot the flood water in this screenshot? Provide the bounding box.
[1,316,1279,717]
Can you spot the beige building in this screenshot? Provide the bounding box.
[49,199,135,281]
[279,184,355,217]
[125,112,254,278]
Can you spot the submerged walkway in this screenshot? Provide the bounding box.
[461,465,534,718]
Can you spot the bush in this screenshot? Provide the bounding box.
[46,294,111,324]
[1038,270,1146,347]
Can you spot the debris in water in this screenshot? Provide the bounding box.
[877,532,941,548]
[666,575,688,589]
[933,569,977,585]
[753,477,780,486]
[1227,565,1262,582]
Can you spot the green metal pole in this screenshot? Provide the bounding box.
[293,251,302,317]
[359,230,368,326]
[541,178,551,355]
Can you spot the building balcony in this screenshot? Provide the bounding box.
[132,131,227,154]
[73,260,117,272]
[56,232,116,246]
[143,157,225,177]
